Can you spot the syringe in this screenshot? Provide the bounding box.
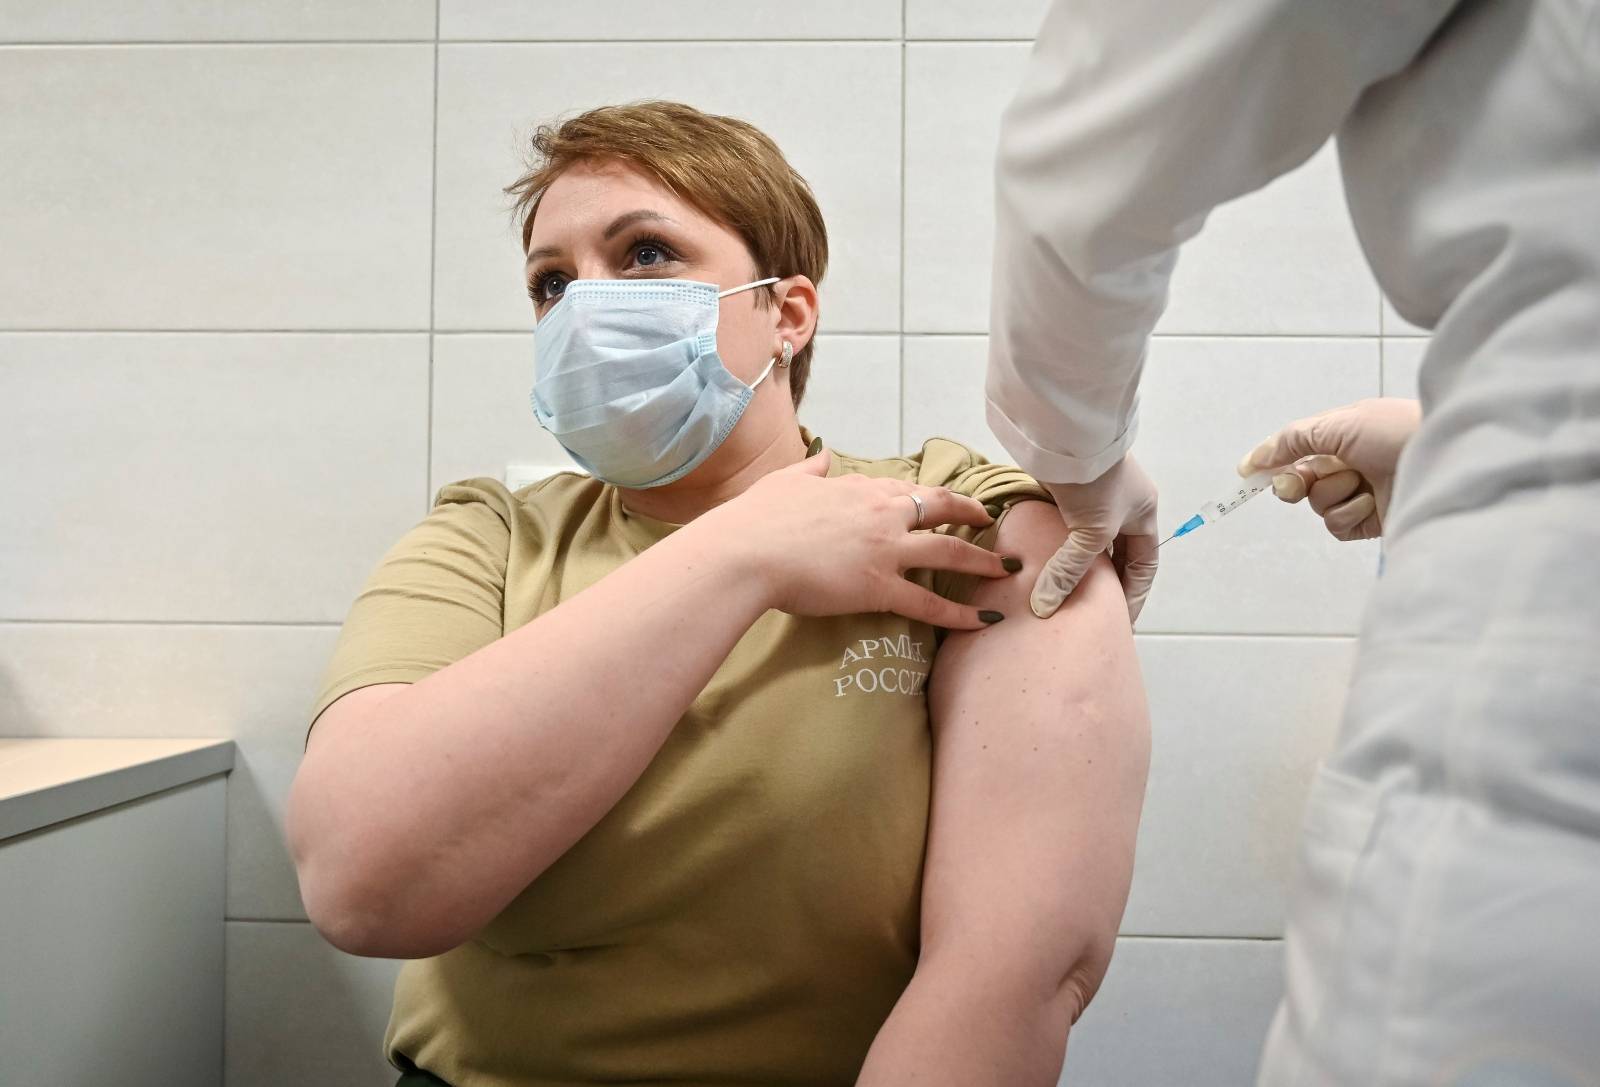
[1158,468,1284,546]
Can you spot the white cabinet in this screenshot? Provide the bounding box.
[0,739,235,1087]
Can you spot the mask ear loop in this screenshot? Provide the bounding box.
[747,341,792,391]
[723,276,789,391]
[717,276,781,298]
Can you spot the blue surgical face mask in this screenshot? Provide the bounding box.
[530,276,783,488]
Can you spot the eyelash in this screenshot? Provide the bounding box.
[527,233,681,304]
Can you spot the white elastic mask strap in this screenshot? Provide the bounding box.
[719,278,782,390]
[748,352,779,391]
[716,276,781,299]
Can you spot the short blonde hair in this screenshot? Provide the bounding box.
[505,101,829,407]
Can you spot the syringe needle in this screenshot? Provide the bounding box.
[1159,466,1285,549]
[1159,515,1203,548]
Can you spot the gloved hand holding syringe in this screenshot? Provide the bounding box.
[1162,397,1422,547]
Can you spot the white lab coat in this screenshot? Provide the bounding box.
[988,1,1600,1084]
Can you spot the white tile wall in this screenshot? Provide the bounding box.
[0,334,430,623]
[439,1,901,41]
[794,336,904,460]
[1383,293,1432,337]
[430,332,574,493]
[1126,637,1354,937]
[0,1,436,41]
[1132,338,1382,635]
[1159,143,1379,337]
[1383,336,1427,399]
[903,43,1028,332]
[0,46,434,329]
[905,0,1051,40]
[226,921,403,1087]
[903,45,1378,335]
[1064,938,1283,1085]
[0,621,341,920]
[432,43,902,333]
[3,7,1399,1083]
[900,333,1009,452]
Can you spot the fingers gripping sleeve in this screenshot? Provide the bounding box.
[916,439,1054,605]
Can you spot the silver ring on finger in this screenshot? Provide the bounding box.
[905,493,925,530]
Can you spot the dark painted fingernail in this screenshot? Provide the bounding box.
[807,436,823,456]
[984,503,1002,518]
[1000,556,1023,573]
[979,610,1005,624]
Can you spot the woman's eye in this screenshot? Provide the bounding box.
[628,237,679,271]
[531,273,567,304]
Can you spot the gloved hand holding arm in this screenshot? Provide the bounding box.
[1238,397,1421,541]
[1033,457,1159,622]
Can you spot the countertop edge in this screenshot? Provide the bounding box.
[0,739,237,842]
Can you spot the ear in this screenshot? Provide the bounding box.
[770,275,818,359]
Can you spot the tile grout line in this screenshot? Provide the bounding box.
[0,329,443,334]
[1135,631,1358,640]
[229,918,315,924]
[0,329,1411,339]
[1118,934,1285,943]
[220,916,1283,941]
[0,618,1357,639]
[425,0,441,514]
[897,4,908,453]
[1378,281,1387,394]
[0,37,1039,47]
[221,917,1283,941]
[0,619,346,627]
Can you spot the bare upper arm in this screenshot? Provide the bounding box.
[920,499,1151,1010]
[304,683,410,757]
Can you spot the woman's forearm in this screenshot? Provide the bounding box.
[291,517,772,958]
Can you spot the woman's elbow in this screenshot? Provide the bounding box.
[999,928,1119,1029]
[298,861,463,960]
[300,874,390,957]
[289,787,459,959]
[937,925,1120,1030]
[1057,930,1118,1025]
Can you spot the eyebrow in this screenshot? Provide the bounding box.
[524,210,678,267]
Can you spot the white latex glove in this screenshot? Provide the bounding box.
[1237,397,1422,541]
[1034,454,1159,623]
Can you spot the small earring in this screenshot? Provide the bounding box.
[777,340,793,368]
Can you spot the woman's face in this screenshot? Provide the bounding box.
[524,158,810,392]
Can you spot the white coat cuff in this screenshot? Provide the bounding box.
[986,396,1139,485]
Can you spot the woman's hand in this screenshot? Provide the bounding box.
[702,450,1017,630]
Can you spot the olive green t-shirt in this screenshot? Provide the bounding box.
[305,432,1050,1087]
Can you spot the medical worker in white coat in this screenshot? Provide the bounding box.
[988,0,1599,1083]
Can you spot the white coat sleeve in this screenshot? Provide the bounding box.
[986,0,1461,483]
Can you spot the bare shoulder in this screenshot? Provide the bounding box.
[305,683,410,757]
[980,499,1123,619]
[992,498,1066,552]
